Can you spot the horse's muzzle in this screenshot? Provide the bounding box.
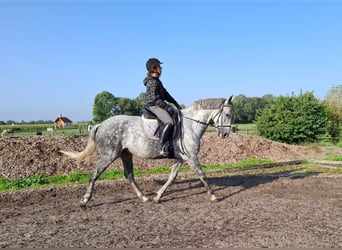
[218,131,230,138]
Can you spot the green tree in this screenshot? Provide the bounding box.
[324,85,342,143]
[135,92,147,107]
[255,92,327,144]
[93,91,118,123]
[233,94,274,124]
[93,91,149,122]
[113,97,142,116]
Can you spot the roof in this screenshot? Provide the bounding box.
[54,116,72,123]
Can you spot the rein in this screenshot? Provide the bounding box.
[183,104,232,128]
[183,116,212,126]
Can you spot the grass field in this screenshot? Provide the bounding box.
[0,123,91,136]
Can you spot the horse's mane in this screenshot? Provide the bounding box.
[191,98,225,110]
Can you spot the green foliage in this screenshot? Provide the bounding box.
[255,91,327,144]
[114,98,142,116]
[93,91,118,123]
[0,175,48,190]
[92,91,147,123]
[232,158,274,167]
[98,169,124,180]
[233,94,275,124]
[324,85,342,143]
[324,155,342,161]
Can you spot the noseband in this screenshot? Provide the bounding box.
[211,104,232,128]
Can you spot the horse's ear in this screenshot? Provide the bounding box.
[227,95,234,104]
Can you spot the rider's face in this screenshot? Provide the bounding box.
[156,65,162,75]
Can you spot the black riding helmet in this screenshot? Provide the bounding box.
[146,58,163,72]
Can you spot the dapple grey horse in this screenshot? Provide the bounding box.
[61,96,234,207]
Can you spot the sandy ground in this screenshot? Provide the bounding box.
[0,174,341,248]
[0,132,341,247]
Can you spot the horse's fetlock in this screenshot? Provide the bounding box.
[80,200,88,207]
[142,196,149,202]
[153,196,161,203]
[210,194,218,202]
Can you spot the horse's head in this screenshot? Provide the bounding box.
[212,95,234,138]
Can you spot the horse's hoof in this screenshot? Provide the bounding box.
[210,195,218,202]
[80,200,88,207]
[142,196,149,203]
[153,197,161,203]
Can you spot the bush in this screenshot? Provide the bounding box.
[255,92,327,144]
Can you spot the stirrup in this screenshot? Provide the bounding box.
[160,144,170,156]
[160,142,174,158]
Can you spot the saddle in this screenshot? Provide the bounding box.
[141,106,181,141]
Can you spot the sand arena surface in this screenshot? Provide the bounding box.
[0,133,341,247]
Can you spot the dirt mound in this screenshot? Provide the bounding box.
[0,133,341,179]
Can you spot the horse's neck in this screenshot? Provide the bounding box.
[182,107,213,136]
[183,107,213,122]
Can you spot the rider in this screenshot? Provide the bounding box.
[143,58,182,156]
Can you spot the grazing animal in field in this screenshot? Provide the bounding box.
[61,96,234,207]
[46,127,55,135]
[1,129,14,137]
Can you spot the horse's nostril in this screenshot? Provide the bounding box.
[219,132,228,138]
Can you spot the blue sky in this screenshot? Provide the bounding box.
[1,0,341,122]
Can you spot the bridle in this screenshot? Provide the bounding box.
[179,103,232,157]
[184,104,232,128]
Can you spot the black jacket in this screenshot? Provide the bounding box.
[143,76,180,109]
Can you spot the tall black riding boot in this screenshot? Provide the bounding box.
[160,123,174,156]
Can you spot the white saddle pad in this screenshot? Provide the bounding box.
[141,116,160,140]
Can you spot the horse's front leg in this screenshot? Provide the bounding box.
[186,156,217,202]
[121,151,149,202]
[153,160,183,203]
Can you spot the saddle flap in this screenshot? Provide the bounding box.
[141,106,182,141]
[142,106,157,119]
[141,116,160,140]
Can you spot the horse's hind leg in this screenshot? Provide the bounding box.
[121,150,149,202]
[80,157,113,207]
[153,160,182,203]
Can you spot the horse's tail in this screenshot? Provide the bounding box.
[60,125,99,163]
